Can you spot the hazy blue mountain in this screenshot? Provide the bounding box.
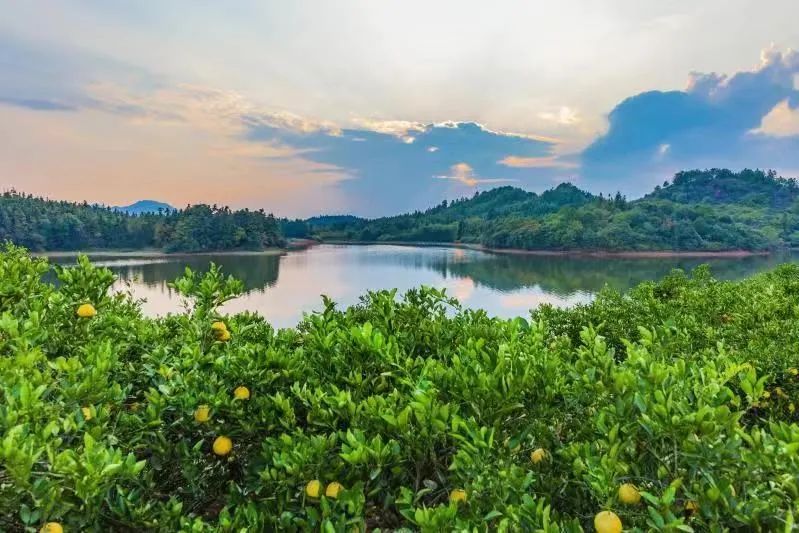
[114,200,175,215]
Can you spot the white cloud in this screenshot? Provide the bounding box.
[87,82,341,138]
[498,155,577,168]
[350,118,427,137]
[433,162,517,187]
[538,106,580,125]
[752,99,799,137]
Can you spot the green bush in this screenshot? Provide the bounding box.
[1,243,798,531]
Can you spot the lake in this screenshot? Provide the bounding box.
[47,244,799,328]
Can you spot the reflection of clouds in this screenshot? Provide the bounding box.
[72,245,797,329]
[500,291,591,310]
[447,276,475,302]
[220,253,351,323]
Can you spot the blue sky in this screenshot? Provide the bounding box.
[0,0,798,216]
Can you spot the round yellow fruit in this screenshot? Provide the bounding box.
[233,386,250,400]
[789,367,798,376]
[685,500,699,515]
[449,488,467,504]
[305,479,322,498]
[81,406,92,421]
[325,481,343,499]
[530,448,546,464]
[618,483,641,505]
[40,523,63,533]
[213,436,233,456]
[594,511,622,533]
[194,405,211,423]
[211,321,227,332]
[76,303,97,318]
[217,329,231,341]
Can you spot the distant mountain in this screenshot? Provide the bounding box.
[114,200,175,215]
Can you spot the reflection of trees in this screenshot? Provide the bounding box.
[425,251,799,295]
[51,254,282,295]
[46,247,799,301]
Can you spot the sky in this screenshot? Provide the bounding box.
[1,0,798,217]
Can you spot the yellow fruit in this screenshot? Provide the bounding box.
[76,303,97,318]
[618,483,641,505]
[213,436,233,456]
[449,488,467,504]
[40,523,63,533]
[789,368,798,376]
[305,479,322,498]
[685,499,699,515]
[594,511,622,533]
[217,329,231,341]
[233,386,250,400]
[762,391,771,399]
[325,481,343,499]
[530,448,546,464]
[81,406,92,421]
[211,321,228,332]
[194,405,211,423]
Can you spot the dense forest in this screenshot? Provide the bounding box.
[307,169,799,252]
[0,191,283,252]
[4,169,798,252]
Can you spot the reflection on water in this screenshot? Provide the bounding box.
[47,245,799,328]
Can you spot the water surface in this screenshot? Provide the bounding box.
[47,245,799,328]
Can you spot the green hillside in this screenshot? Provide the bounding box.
[313,169,799,252]
[0,191,283,252]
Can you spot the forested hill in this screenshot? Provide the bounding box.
[0,192,283,252]
[645,168,799,208]
[4,169,797,253]
[310,169,799,252]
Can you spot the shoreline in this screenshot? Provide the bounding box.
[34,248,288,258]
[320,240,773,258]
[31,240,777,259]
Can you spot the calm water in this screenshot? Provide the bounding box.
[47,245,799,328]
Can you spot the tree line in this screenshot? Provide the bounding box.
[0,191,283,252]
[3,169,798,252]
[308,169,799,251]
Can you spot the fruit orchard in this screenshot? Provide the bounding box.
[1,244,798,531]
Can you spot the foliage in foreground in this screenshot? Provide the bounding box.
[1,244,799,531]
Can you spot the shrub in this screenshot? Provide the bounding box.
[1,243,798,531]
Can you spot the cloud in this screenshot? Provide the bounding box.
[0,35,564,217]
[579,46,799,195]
[6,25,797,215]
[538,106,580,125]
[434,163,518,187]
[85,82,341,138]
[0,96,76,111]
[754,99,799,137]
[498,155,578,169]
[351,118,426,136]
[248,120,561,215]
